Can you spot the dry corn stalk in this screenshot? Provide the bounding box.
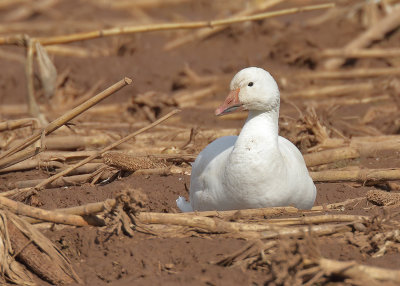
[284,82,374,98]
[173,85,219,108]
[0,3,333,46]
[311,168,400,183]
[164,0,285,50]
[0,109,180,198]
[0,212,35,286]
[0,118,39,132]
[323,5,400,70]
[0,211,82,285]
[0,159,64,174]
[317,257,400,283]
[0,78,132,169]
[303,147,359,167]
[217,236,400,284]
[6,167,117,190]
[8,134,113,151]
[302,67,400,79]
[23,196,364,227]
[320,48,400,59]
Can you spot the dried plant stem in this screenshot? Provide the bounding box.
[0,146,42,170]
[0,118,38,132]
[23,199,117,225]
[0,103,156,118]
[317,257,400,283]
[25,38,47,126]
[0,161,102,177]
[144,221,351,239]
[87,197,362,222]
[3,0,58,22]
[177,65,227,87]
[303,147,359,167]
[309,135,400,154]
[302,67,400,79]
[131,165,191,176]
[138,212,279,232]
[9,134,113,151]
[135,128,239,142]
[252,223,351,240]
[311,168,400,183]
[22,196,365,227]
[0,196,90,226]
[265,214,367,226]
[0,159,64,174]
[7,219,74,285]
[106,0,191,10]
[219,239,400,283]
[321,48,400,59]
[0,20,103,35]
[92,121,187,132]
[65,162,105,175]
[135,212,354,237]
[313,197,365,211]
[317,94,391,107]
[324,5,400,70]
[0,109,181,198]
[148,153,196,162]
[351,135,400,154]
[53,103,124,115]
[164,0,284,50]
[182,198,364,220]
[54,199,117,216]
[0,77,132,167]
[0,150,99,169]
[175,197,364,219]
[0,3,333,47]
[6,167,115,190]
[38,150,98,161]
[173,85,219,107]
[13,207,351,241]
[0,0,29,8]
[0,104,28,115]
[45,44,107,58]
[61,79,104,111]
[304,5,347,27]
[284,82,374,98]
[4,212,82,284]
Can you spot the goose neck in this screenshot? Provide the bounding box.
[235,109,279,148]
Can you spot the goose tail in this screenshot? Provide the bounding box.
[176,196,193,212]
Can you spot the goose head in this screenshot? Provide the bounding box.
[215,67,280,116]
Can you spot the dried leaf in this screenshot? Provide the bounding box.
[35,42,57,99]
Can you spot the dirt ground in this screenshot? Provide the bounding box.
[1,0,400,285]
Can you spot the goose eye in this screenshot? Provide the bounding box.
[248,82,254,87]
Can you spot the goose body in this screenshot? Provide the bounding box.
[177,67,316,212]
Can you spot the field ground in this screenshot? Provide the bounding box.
[1,0,400,285]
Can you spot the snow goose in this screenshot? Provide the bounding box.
[177,67,316,212]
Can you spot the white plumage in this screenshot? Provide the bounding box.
[177,67,316,212]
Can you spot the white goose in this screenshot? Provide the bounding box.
[177,67,316,212]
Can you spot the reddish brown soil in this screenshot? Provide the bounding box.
[1,0,400,285]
